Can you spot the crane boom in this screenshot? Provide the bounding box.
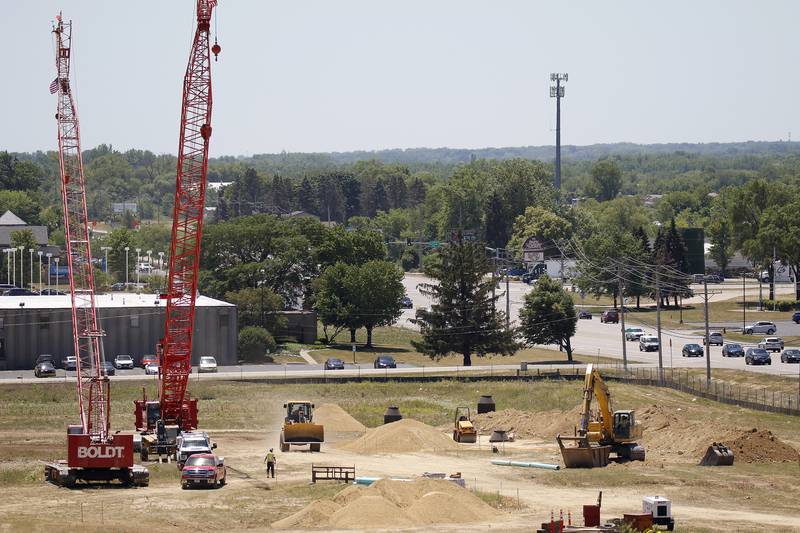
[53,15,108,441]
[159,0,218,425]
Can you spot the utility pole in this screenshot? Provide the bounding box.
[618,266,627,370]
[549,73,568,191]
[656,268,663,380]
[703,276,711,383]
[742,273,746,331]
[505,268,511,331]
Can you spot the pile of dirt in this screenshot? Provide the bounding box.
[313,403,366,433]
[472,406,582,439]
[338,418,459,454]
[271,500,341,530]
[272,478,499,530]
[723,428,800,463]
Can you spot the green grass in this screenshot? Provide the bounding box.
[626,299,792,330]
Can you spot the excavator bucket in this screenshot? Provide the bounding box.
[699,443,734,466]
[556,434,611,468]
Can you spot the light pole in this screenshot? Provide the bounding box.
[549,73,568,191]
[135,248,141,286]
[147,250,152,278]
[4,249,10,284]
[158,251,164,271]
[54,257,60,289]
[46,253,52,290]
[28,248,33,290]
[18,245,24,288]
[101,246,111,273]
[124,246,130,287]
[37,251,43,290]
[11,248,16,286]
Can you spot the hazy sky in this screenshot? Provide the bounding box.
[2,1,798,157]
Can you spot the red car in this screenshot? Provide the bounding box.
[180,453,226,489]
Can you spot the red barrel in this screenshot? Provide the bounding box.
[583,504,601,527]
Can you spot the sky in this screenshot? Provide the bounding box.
[1,1,798,157]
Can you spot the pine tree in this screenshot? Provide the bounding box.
[298,177,318,215]
[387,175,408,209]
[408,177,427,207]
[412,238,518,366]
[368,178,389,216]
[215,195,230,222]
[272,175,294,211]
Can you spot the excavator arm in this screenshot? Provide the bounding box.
[578,364,614,442]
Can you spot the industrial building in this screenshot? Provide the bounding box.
[0,293,237,370]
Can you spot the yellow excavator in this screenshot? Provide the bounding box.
[557,364,645,468]
[452,406,477,443]
[280,401,324,452]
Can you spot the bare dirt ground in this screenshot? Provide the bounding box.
[2,381,800,532]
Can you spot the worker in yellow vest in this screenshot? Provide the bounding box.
[264,448,276,478]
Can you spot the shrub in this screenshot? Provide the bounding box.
[762,299,799,312]
[237,326,277,362]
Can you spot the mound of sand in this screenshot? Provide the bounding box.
[472,407,582,439]
[328,495,414,529]
[271,499,341,530]
[313,403,366,433]
[724,428,799,463]
[339,418,459,454]
[272,478,499,530]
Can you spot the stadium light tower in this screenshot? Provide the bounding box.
[550,73,568,190]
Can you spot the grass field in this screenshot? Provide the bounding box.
[626,299,794,330]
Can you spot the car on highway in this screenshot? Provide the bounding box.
[743,321,777,335]
[505,267,528,277]
[793,312,800,324]
[180,453,226,489]
[110,282,125,291]
[99,361,115,376]
[114,354,134,369]
[600,310,619,324]
[745,348,772,365]
[141,354,158,368]
[34,360,56,378]
[625,327,645,341]
[36,354,55,366]
[578,310,592,320]
[39,288,65,295]
[373,355,397,369]
[62,355,77,370]
[780,349,800,363]
[638,336,659,352]
[721,343,745,358]
[758,337,784,352]
[703,275,722,284]
[199,356,218,373]
[2,288,38,296]
[324,357,345,370]
[703,332,724,346]
[144,362,159,375]
[400,296,413,309]
[681,343,704,357]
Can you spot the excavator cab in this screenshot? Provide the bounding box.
[613,410,633,440]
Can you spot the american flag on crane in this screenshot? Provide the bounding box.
[49,78,59,94]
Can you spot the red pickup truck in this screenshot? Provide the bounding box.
[180,453,226,489]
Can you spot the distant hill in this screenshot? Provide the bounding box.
[233,141,800,167]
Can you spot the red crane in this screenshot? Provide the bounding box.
[136,0,220,437]
[45,14,147,487]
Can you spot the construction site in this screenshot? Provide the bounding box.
[1,1,800,532]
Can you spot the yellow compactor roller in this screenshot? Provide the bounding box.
[280,401,324,452]
[452,406,477,443]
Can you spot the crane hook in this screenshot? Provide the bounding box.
[211,39,221,62]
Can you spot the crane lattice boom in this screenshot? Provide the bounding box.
[53,15,108,441]
[159,0,217,424]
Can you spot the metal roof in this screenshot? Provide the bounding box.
[0,293,234,310]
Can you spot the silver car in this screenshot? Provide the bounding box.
[758,337,784,352]
[743,321,776,335]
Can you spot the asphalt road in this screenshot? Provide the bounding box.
[402,273,800,377]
